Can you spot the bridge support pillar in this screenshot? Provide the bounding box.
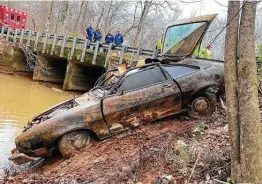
[33,54,67,83]
[0,41,29,72]
[63,60,105,91]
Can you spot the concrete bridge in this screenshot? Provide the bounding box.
[0,27,157,91]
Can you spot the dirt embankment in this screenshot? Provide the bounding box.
[2,109,229,184]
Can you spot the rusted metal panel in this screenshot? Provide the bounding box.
[15,96,110,156]
[103,80,181,133]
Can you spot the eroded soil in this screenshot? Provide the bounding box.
[2,109,230,184]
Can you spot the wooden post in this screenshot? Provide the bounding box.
[13,29,18,45]
[51,34,57,55]
[92,41,100,65]
[26,30,31,46]
[60,36,66,57]
[42,33,48,54]
[119,46,125,64]
[34,32,40,52]
[80,39,89,62]
[20,29,24,44]
[104,43,113,68]
[6,28,10,41]
[70,37,77,60]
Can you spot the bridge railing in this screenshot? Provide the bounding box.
[0,26,158,67]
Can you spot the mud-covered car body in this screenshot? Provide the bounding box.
[14,59,224,158]
[12,14,224,160]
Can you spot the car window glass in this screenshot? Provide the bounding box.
[117,67,166,92]
[11,14,14,20]
[17,16,20,22]
[164,66,198,79]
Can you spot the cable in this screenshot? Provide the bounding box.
[202,1,247,54]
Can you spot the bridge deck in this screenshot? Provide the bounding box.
[0,27,158,91]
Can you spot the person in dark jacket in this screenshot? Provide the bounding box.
[86,26,95,41]
[105,32,114,44]
[104,32,114,53]
[94,29,102,42]
[114,31,123,46]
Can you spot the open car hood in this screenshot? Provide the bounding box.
[23,94,99,131]
[162,14,217,58]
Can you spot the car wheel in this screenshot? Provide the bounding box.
[58,130,90,158]
[187,92,217,119]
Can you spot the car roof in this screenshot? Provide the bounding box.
[169,58,224,69]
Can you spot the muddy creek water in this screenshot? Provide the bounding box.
[0,73,71,172]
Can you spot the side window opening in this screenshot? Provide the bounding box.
[11,13,14,20]
[17,16,20,22]
[117,67,167,92]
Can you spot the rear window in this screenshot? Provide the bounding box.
[164,66,198,79]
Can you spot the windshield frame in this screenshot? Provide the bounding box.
[162,20,208,58]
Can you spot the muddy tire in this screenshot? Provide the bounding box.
[187,92,217,119]
[58,130,90,158]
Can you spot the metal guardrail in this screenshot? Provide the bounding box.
[0,26,158,67]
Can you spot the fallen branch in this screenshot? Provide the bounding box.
[188,150,202,183]
[212,178,229,184]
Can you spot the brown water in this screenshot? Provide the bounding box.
[0,73,71,172]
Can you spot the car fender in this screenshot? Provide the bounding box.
[192,81,220,97]
[16,103,111,151]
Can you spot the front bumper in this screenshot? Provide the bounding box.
[10,147,52,165]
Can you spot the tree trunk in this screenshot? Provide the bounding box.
[224,0,241,181]
[44,0,54,33]
[95,2,106,29]
[238,1,262,182]
[133,1,152,47]
[73,1,84,33]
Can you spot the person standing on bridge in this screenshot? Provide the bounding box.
[86,26,95,41]
[104,32,114,53]
[114,31,123,46]
[94,29,102,42]
[105,32,114,44]
[93,29,102,52]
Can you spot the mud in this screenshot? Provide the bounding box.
[3,109,230,183]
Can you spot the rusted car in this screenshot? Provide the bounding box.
[11,14,224,163]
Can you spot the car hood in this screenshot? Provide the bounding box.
[24,94,100,131]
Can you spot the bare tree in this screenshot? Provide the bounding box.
[237,1,262,182]
[225,0,262,182]
[45,0,54,33]
[224,0,241,181]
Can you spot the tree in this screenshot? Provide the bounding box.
[44,0,54,33]
[225,1,262,182]
[238,1,262,182]
[224,0,241,181]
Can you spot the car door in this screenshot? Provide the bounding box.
[102,66,181,134]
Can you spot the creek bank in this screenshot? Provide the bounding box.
[2,108,230,184]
